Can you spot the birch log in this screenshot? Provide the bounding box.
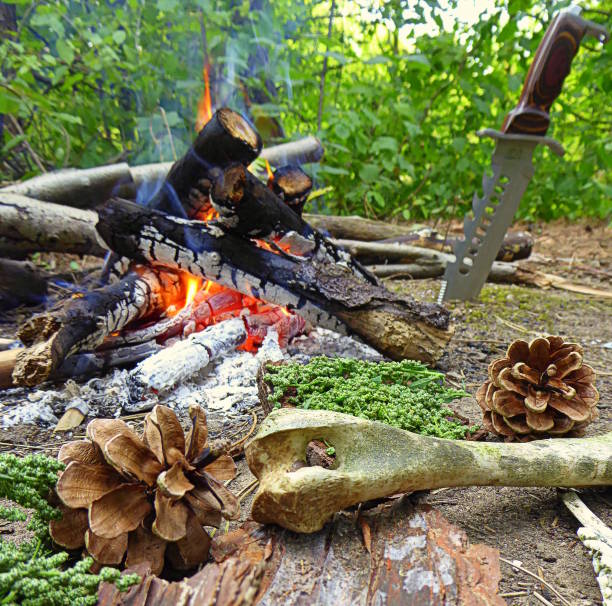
[97,198,452,364]
[0,193,108,257]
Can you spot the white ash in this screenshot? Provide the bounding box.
[286,327,383,362]
[1,389,60,428]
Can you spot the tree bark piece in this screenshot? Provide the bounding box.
[12,266,186,386]
[0,193,108,257]
[96,199,452,364]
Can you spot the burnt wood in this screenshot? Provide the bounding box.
[209,166,376,284]
[97,198,452,363]
[12,266,186,386]
[270,165,313,216]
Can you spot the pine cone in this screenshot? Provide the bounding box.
[49,404,239,574]
[476,336,599,440]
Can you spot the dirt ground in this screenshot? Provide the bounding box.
[0,218,610,604]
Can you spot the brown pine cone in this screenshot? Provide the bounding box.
[49,404,239,573]
[476,336,599,440]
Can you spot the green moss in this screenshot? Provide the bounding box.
[265,357,478,440]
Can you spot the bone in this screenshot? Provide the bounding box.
[246,409,612,533]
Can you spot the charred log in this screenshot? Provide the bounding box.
[0,193,108,257]
[97,199,452,364]
[269,165,313,216]
[12,266,186,386]
[150,108,262,216]
[208,166,376,283]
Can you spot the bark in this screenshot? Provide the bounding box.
[96,199,452,364]
[303,214,420,241]
[259,135,323,167]
[12,266,186,386]
[0,193,108,257]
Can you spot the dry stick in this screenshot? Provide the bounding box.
[499,558,571,606]
[7,115,46,173]
[97,198,452,364]
[228,411,258,455]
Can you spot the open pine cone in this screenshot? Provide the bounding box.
[49,404,239,574]
[476,336,599,441]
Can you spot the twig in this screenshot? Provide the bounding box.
[158,107,177,161]
[316,0,336,130]
[7,115,46,173]
[227,411,258,455]
[498,591,528,598]
[499,558,572,606]
[237,479,259,504]
[533,591,555,606]
[494,314,535,335]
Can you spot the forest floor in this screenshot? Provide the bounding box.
[0,218,609,605]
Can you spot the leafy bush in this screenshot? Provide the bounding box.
[1,0,609,221]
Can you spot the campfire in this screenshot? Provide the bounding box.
[2,105,452,407]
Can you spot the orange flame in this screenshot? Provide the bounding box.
[265,159,274,182]
[184,276,202,308]
[197,205,219,222]
[195,62,213,132]
[280,307,291,317]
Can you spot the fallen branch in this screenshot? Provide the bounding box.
[0,193,108,258]
[97,198,452,363]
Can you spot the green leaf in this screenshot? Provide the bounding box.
[55,39,74,64]
[53,113,83,125]
[359,164,381,183]
[156,0,179,10]
[0,92,21,114]
[112,30,127,45]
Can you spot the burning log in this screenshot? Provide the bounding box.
[0,193,108,258]
[209,165,375,283]
[96,198,452,364]
[268,165,313,217]
[12,266,187,386]
[151,108,263,216]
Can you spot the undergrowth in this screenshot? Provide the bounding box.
[0,453,139,605]
[265,357,477,439]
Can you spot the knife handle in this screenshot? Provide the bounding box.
[502,10,609,136]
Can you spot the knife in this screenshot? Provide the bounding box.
[439,6,609,303]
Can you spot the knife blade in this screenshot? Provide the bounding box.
[439,6,609,303]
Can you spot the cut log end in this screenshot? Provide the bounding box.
[217,108,262,158]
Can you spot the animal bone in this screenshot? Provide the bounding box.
[245,409,612,533]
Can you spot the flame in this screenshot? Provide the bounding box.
[195,62,213,132]
[280,307,291,317]
[265,159,274,182]
[197,205,219,222]
[184,276,202,308]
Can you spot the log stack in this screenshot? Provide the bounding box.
[2,108,453,390]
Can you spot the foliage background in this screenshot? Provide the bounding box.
[0,0,610,222]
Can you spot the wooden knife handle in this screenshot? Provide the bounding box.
[502,11,608,136]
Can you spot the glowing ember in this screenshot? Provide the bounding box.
[265,159,274,182]
[196,205,219,222]
[195,62,213,132]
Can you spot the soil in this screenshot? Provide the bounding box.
[0,218,609,605]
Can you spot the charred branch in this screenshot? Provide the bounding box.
[209,167,376,284]
[12,266,186,386]
[0,193,108,258]
[97,199,452,364]
[269,165,313,216]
